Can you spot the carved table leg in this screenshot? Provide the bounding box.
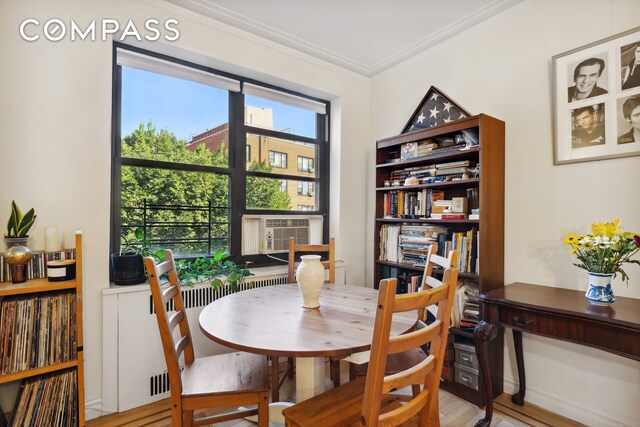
[511,329,526,405]
[473,320,499,427]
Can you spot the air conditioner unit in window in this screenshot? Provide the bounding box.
[241,214,323,255]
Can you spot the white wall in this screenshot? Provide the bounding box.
[370,0,640,425]
[0,0,370,416]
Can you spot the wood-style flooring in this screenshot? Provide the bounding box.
[88,362,583,427]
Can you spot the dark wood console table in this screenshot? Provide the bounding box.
[473,282,640,427]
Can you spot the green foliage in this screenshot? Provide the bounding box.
[246,160,292,210]
[5,200,37,238]
[119,228,164,261]
[175,248,253,291]
[120,122,291,255]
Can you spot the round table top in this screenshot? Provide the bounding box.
[199,284,417,358]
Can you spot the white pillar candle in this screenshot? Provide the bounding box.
[44,227,64,252]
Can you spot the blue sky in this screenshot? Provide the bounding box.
[121,67,316,141]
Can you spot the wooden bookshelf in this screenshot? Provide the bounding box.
[373,114,504,406]
[0,231,84,426]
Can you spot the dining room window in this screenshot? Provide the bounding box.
[111,44,330,263]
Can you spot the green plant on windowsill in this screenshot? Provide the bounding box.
[119,228,164,259]
[175,248,253,292]
[111,228,164,286]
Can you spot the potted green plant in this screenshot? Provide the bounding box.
[110,229,162,285]
[175,248,253,291]
[4,200,37,249]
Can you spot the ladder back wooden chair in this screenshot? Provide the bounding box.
[271,237,337,401]
[349,246,458,385]
[145,250,270,427]
[283,268,458,427]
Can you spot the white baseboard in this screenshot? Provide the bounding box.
[503,376,636,427]
[85,398,114,421]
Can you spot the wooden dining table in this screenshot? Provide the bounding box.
[199,283,417,402]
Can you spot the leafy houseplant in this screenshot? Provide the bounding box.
[564,219,640,283]
[175,248,252,292]
[4,201,37,248]
[111,229,163,285]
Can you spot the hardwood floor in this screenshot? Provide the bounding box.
[88,362,580,426]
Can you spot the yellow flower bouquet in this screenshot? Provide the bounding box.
[564,219,640,283]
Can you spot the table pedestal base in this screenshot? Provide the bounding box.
[295,357,326,401]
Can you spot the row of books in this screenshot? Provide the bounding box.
[0,249,76,282]
[383,188,481,220]
[382,189,446,219]
[9,369,78,427]
[379,224,478,274]
[0,291,77,375]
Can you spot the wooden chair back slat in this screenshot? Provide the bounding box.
[420,249,458,290]
[162,285,179,305]
[175,334,191,359]
[168,310,184,332]
[379,389,430,426]
[387,320,442,355]
[393,285,449,312]
[288,237,336,284]
[381,355,435,395]
[155,259,173,276]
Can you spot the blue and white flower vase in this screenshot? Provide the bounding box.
[585,272,615,305]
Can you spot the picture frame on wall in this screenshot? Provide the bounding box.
[552,26,640,165]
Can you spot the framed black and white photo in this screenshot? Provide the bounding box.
[553,26,640,164]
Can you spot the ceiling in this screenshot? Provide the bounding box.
[165,0,528,76]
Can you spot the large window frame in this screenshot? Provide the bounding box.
[111,43,330,266]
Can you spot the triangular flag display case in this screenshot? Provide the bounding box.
[402,86,472,133]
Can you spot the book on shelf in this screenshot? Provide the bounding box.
[0,249,76,283]
[435,160,476,169]
[441,213,468,220]
[435,167,470,176]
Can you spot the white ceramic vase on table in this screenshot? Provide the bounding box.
[295,255,325,308]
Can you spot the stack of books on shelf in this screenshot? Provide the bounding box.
[380,224,448,266]
[0,291,77,374]
[434,160,476,180]
[452,280,480,328]
[399,224,448,266]
[400,140,439,161]
[0,249,76,282]
[9,369,78,426]
[430,196,468,220]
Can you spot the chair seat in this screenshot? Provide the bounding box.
[182,352,269,397]
[282,376,421,427]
